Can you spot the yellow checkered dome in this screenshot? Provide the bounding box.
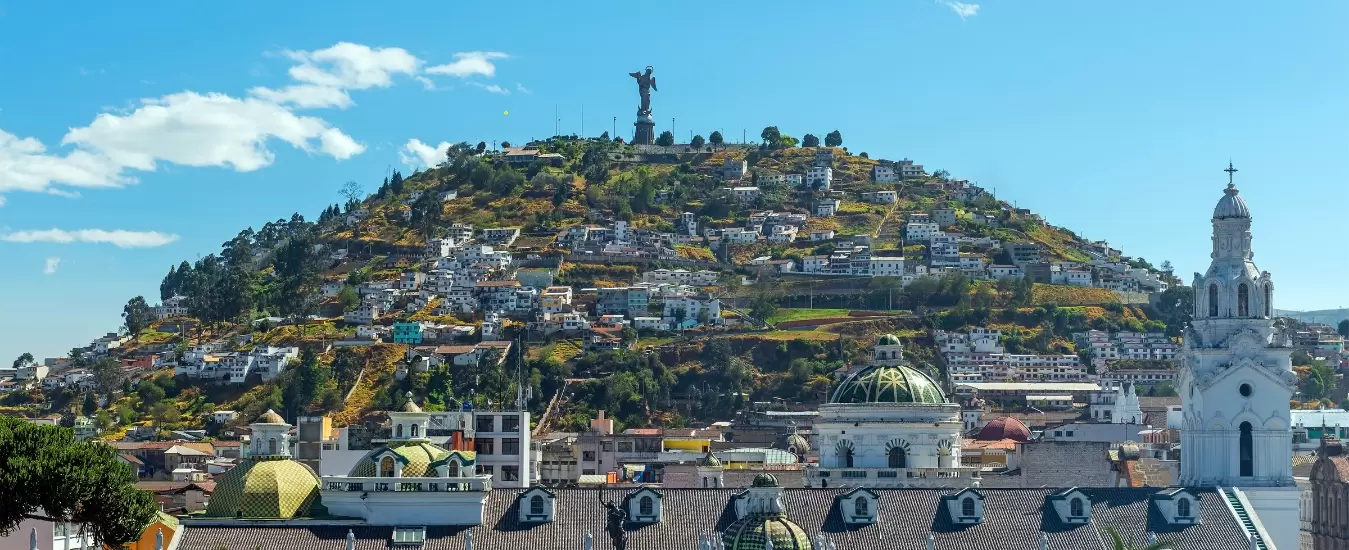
[348,441,477,477]
[203,457,321,518]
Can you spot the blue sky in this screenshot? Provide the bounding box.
[1,1,1346,363]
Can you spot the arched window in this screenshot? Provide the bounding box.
[640,496,654,515]
[395,424,403,438]
[888,447,907,468]
[447,461,459,477]
[410,424,419,438]
[839,447,854,468]
[1208,285,1219,317]
[1070,497,1084,517]
[1176,498,1191,518]
[268,437,277,455]
[530,495,544,515]
[1240,422,1254,477]
[1238,283,1250,317]
[703,477,709,488]
[380,456,396,477]
[854,498,869,517]
[714,477,720,488]
[962,497,976,517]
[1264,285,1272,317]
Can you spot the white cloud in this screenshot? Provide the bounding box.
[62,91,361,173]
[0,196,6,207]
[251,42,421,109]
[1,228,180,248]
[248,84,354,109]
[937,0,979,18]
[399,139,450,168]
[43,257,60,275]
[468,82,509,95]
[515,83,531,94]
[426,51,508,78]
[0,129,130,194]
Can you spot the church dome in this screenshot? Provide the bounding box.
[876,333,902,346]
[784,433,810,454]
[829,364,946,405]
[697,450,723,468]
[348,441,474,477]
[751,472,779,487]
[255,409,286,424]
[1213,183,1250,220]
[722,513,813,550]
[976,416,1031,442]
[400,400,423,413]
[203,458,321,518]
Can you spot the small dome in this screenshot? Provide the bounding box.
[255,409,286,425]
[722,513,812,550]
[784,434,810,454]
[401,400,423,413]
[1213,183,1250,220]
[751,473,779,487]
[876,333,902,346]
[348,441,473,477]
[203,458,320,518]
[829,364,946,405]
[976,416,1031,442]
[697,450,723,468]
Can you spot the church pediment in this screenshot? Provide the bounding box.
[1196,357,1293,392]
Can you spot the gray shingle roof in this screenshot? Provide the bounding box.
[177,487,1251,550]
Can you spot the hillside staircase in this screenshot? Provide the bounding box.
[1219,487,1269,550]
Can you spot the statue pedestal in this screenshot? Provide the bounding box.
[633,113,655,145]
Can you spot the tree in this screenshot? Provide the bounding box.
[690,134,705,149]
[339,181,363,211]
[802,134,820,147]
[121,296,153,337]
[90,358,122,397]
[824,130,843,147]
[0,416,157,546]
[760,126,781,147]
[501,141,512,148]
[475,141,487,155]
[82,393,97,417]
[598,131,609,141]
[656,131,675,147]
[1338,319,1349,338]
[337,287,360,311]
[390,170,405,194]
[709,131,724,147]
[11,353,34,371]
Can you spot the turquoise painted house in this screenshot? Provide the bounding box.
[392,322,423,344]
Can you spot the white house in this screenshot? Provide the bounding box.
[662,296,722,328]
[806,166,833,190]
[722,228,759,244]
[722,159,749,180]
[767,225,798,243]
[861,191,897,204]
[399,271,426,291]
[988,265,1024,279]
[723,186,761,202]
[869,257,906,277]
[757,171,785,186]
[815,198,841,217]
[873,165,898,183]
[481,227,521,246]
[803,255,830,273]
[344,303,384,325]
[1052,268,1093,287]
[810,229,836,242]
[154,295,190,319]
[426,238,458,258]
[786,174,805,187]
[905,222,940,242]
[896,158,926,179]
[632,317,670,331]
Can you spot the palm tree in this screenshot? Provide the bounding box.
[1105,527,1174,550]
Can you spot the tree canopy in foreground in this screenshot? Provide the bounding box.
[0,417,156,546]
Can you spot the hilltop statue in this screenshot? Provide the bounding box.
[629,66,657,116]
[629,66,658,145]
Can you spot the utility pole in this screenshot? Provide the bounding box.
[672,118,676,142]
[613,117,617,139]
[581,104,585,138]
[742,129,746,144]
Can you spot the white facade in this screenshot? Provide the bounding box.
[807,166,833,189]
[869,257,905,277]
[344,303,383,325]
[1177,180,1298,550]
[786,174,804,187]
[724,186,760,201]
[905,222,940,242]
[815,199,841,217]
[861,191,897,204]
[872,165,898,183]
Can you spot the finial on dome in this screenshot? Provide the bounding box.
[1225,161,1238,186]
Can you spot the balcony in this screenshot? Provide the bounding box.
[321,476,492,493]
[804,466,981,488]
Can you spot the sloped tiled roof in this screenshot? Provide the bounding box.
[1019,442,1116,488]
[176,488,1251,550]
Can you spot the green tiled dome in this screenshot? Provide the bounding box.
[722,513,812,550]
[348,441,476,477]
[830,364,946,405]
[697,450,722,468]
[752,473,779,487]
[203,457,321,518]
[876,333,902,346]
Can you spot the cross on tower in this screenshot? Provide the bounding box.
[1224,161,1238,185]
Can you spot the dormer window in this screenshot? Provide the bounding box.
[626,487,663,523]
[942,488,984,525]
[840,488,878,525]
[1152,488,1198,525]
[518,487,556,523]
[1049,488,1091,524]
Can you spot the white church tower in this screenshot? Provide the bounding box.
[1178,165,1299,550]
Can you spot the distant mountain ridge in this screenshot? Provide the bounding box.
[1274,308,1349,326]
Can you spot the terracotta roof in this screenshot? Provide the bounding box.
[175,488,1252,550]
[976,416,1032,442]
[963,439,1018,451]
[476,280,522,288]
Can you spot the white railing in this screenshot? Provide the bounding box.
[321,476,491,492]
[805,466,981,486]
